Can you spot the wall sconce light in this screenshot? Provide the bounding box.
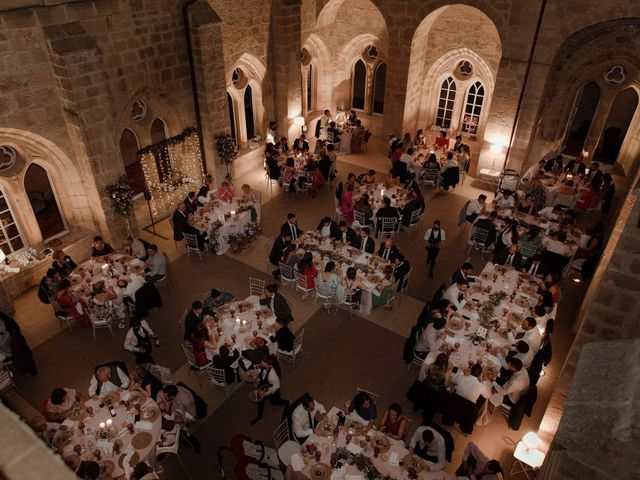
[294,116,306,136]
[490,143,503,154]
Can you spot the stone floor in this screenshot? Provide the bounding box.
[8,140,596,478]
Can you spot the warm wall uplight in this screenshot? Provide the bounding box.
[294,116,305,127]
[490,143,503,154]
[523,432,540,450]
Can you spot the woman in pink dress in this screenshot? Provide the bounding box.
[216,181,235,201]
[340,183,355,223]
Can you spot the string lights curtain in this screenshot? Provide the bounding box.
[138,127,205,219]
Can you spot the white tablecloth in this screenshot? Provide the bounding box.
[194,198,260,255]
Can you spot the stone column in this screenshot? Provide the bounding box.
[269,0,303,144]
[384,24,413,137]
[188,2,230,184]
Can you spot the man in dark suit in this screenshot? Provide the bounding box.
[318,154,332,181]
[281,213,303,241]
[269,229,292,279]
[521,254,547,277]
[212,346,240,383]
[183,214,208,251]
[356,227,375,254]
[172,203,189,241]
[376,237,399,262]
[184,191,198,214]
[316,216,340,239]
[393,253,411,292]
[183,301,204,341]
[292,134,309,152]
[337,221,358,245]
[493,244,523,270]
[269,319,295,352]
[260,284,293,325]
[470,211,497,247]
[400,191,426,227]
[375,197,401,236]
[451,262,474,285]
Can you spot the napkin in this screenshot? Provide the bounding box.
[346,443,363,455]
[134,420,153,431]
[345,475,364,480]
[290,453,305,472]
[388,452,398,466]
[97,439,111,451]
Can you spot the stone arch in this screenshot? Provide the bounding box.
[404,4,502,138]
[0,127,93,246]
[227,53,267,145]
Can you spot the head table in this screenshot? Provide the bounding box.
[193,197,261,255]
[287,406,454,480]
[52,390,161,479]
[295,233,395,315]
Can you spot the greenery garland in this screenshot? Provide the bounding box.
[333,447,394,480]
[105,176,134,217]
[137,127,198,156]
[478,291,508,328]
[215,132,238,164]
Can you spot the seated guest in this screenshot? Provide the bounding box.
[183,214,208,251]
[522,254,547,277]
[88,364,130,397]
[523,160,546,182]
[204,288,234,310]
[124,317,156,365]
[317,154,332,181]
[315,261,341,300]
[451,262,474,285]
[292,393,327,444]
[156,384,197,422]
[495,340,533,369]
[45,387,81,422]
[516,194,536,215]
[184,191,198,214]
[190,325,216,367]
[356,228,375,254]
[423,352,451,393]
[265,151,281,180]
[376,237,399,262]
[281,212,302,241]
[292,134,309,152]
[326,122,341,145]
[354,193,373,226]
[42,268,61,302]
[493,358,529,406]
[542,230,573,257]
[415,315,446,358]
[346,391,377,423]
[443,280,468,310]
[371,265,395,308]
[465,195,487,223]
[509,317,542,353]
[440,152,459,190]
[337,267,365,305]
[92,280,124,321]
[362,170,376,185]
[282,244,301,273]
[260,284,294,325]
[116,274,145,305]
[269,319,295,352]
[375,197,401,235]
[56,279,89,326]
[216,181,235,202]
[269,229,292,279]
[51,250,77,277]
[393,253,411,292]
[400,190,425,227]
[456,443,503,480]
[537,281,554,310]
[337,221,358,245]
[316,216,339,239]
[183,301,204,341]
[470,211,497,248]
[122,236,147,260]
[450,363,491,403]
[493,190,515,209]
[129,364,163,399]
[196,186,209,206]
[76,461,101,480]
[130,462,158,480]
[408,427,446,471]
[241,336,269,368]
[296,252,317,290]
[172,203,189,242]
[212,345,240,384]
[378,403,408,441]
[493,243,522,269]
[91,236,114,257]
[518,225,542,256]
[314,139,325,156]
[144,244,166,282]
[538,204,564,221]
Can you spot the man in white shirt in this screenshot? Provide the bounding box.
[144,244,166,282]
[319,110,332,138]
[509,317,542,353]
[465,195,487,222]
[291,393,327,443]
[523,160,545,182]
[492,358,530,406]
[88,364,130,397]
[443,280,468,310]
[493,191,515,209]
[409,426,446,472]
[117,274,145,301]
[451,364,491,403]
[531,305,550,334]
[122,235,147,260]
[399,148,418,174]
[538,204,563,221]
[496,340,533,369]
[542,231,573,257]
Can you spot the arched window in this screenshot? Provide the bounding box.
[594,88,639,164]
[150,118,171,183]
[227,92,237,144]
[372,63,386,114]
[351,59,366,110]
[435,77,457,128]
[244,85,255,140]
[24,164,67,241]
[306,64,314,113]
[563,82,600,156]
[0,187,24,254]
[461,81,484,134]
[119,129,144,195]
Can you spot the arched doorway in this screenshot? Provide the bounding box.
[593,88,639,164]
[563,82,600,157]
[244,85,255,140]
[24,163,67,241]
[119,128,144,195]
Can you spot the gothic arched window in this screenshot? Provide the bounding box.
[372,63,387,114]
[352,60,367,110]
[461,81,484,134]
[435,77,457,128]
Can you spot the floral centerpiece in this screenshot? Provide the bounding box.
[332,448,394,480]
[478,291,508,328]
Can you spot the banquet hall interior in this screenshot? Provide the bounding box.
[0,1,638,479]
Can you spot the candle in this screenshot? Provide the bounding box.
[106,419,112,427]
[230,210,236,216]
[380,189,385,197]
[99,422,106,429]
[235,318,240,325]
[241,319,247,326]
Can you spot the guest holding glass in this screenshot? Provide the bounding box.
[216,181,234,201]
[346,391,377,424]
[378,403,407,441]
